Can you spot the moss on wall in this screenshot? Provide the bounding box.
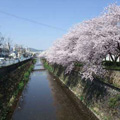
[43,60,120,120]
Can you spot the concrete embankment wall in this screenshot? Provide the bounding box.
[0,59,32,77]
[43,60,120,120]
[0,58,35,120]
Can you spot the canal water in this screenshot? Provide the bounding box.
[12,59,97,120]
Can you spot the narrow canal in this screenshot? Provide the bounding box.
[12,59,97,120]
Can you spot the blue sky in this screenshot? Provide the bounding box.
[0,0,119,50]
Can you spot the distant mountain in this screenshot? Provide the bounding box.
[29,48,43,52]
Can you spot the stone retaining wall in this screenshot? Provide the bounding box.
[0,59,34,120]
[43,61,120,120]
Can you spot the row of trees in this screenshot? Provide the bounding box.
[41,4,120,80]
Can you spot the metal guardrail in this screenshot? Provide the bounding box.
[94,78,120,92]
[0,57,32,67]
[0,57,33,77]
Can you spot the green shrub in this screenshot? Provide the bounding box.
[80,95,84,101]
[18,82,24,90]
[24,72,30,80]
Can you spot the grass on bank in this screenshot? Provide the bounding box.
[43,60,54,72]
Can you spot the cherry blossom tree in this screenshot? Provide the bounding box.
[40,4,120,80]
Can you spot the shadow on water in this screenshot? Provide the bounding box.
[12,59,98,120]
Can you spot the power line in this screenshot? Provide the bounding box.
[0,10,66,31]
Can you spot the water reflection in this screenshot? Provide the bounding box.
[47,73,90,120]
